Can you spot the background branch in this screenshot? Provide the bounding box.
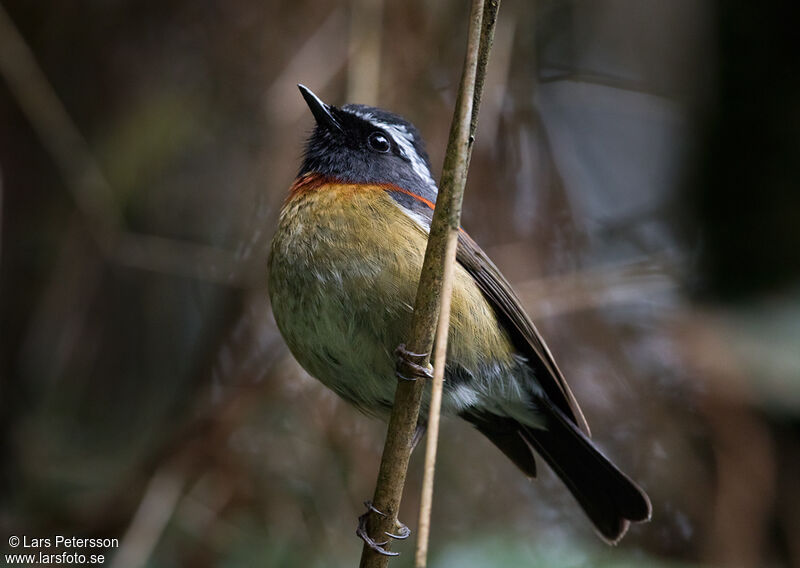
[0,3,251,285]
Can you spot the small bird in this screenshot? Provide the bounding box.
[268,85,651,546]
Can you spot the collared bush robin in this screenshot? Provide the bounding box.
[268,85,651,544]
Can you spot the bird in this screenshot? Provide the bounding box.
[268,84,652,548]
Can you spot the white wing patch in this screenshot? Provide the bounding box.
[404,208,432,234]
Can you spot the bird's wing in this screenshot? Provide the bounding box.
[456,231,590,435]
[383,185,590,434]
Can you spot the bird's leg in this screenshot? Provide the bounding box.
[356,501,412,556]
[356,345,427,555]
[394,344,434,382]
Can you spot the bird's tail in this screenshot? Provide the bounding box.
[463,400,652,543]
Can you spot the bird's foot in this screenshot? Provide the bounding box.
[394,344,434,382]
[356,501,411,557]
[385,519,411,540]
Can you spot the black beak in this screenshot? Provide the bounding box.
[298,84,342,132]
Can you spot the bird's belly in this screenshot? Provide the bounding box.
[268,184,526,417]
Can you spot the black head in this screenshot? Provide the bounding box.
[297,85,438,203]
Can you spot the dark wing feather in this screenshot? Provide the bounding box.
[383,187,589,434]
[460,410,538,478]
[456,232,590,435]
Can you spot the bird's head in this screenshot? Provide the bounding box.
[297,84,438,204]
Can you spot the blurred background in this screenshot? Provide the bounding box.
[1,0,799,566]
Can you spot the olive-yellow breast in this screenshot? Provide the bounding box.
[268,177,523,418]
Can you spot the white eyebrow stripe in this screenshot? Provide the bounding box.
[381,122,437,188]
[347,109,437,190]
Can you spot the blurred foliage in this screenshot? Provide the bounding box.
[1,0,798,567]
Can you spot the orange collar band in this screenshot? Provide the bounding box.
[287,173,468,236]
[289,174,436,211]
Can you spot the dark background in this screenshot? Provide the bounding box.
[2,1,799,566]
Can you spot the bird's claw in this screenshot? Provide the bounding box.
[364,501,386,517]
[385,519,411,540]
[356,500,411,557]
[394,344,434,382]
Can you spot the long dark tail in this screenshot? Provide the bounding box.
[462,400,652,543]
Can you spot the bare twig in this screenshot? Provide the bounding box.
[476,14,514,148]
[413,230,458,568]
[415,4,500,566]
[537,67,654,94]
[358,1,500,566]
[469,0,501,143]
[111,460,188,568]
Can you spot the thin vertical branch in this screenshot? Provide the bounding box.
[414,3,500,566]
[358,1,500,567]
[413,231,457,568]
[470,0,501,144]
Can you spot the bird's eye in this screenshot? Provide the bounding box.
[367,132,391,153]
